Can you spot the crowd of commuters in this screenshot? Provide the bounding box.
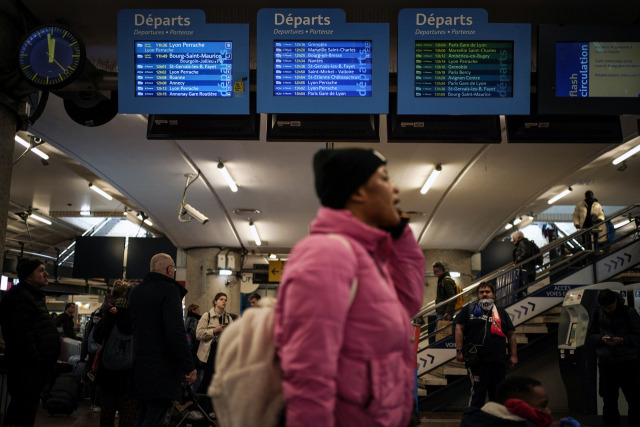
[0,152,617,427]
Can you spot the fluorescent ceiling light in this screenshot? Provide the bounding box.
[219,269,233,276]
[30,213,52,225]
[548,187,572,204]
[14,135,49,160]
[420,163,442,195]
[89,183,113,201]
[136,213,153,227]
[612,137,640,165]
[269,254,277,260]
[450,271,461,278]
[249,220,261,246]
[217,161,238,192]
[505,223,513,230]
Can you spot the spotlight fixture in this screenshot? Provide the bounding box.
[548,186,572,204]
[14,135,49,160]
[249,220,262,246]
[217,160,238,192]
[89,183,113,201]
[420,163,442,195]
[612,136,640,165]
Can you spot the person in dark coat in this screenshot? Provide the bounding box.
[587,288,640,427]
[55,302,79,339]
[94,281,137,427]
[0,258,61,427]
[128,253,196,426]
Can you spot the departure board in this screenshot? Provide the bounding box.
[414,41,514,98]
[134,41,233,97]
[273,40,372,97]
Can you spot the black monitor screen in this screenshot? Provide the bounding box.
[126,237,177,279]
[72,237,125,279]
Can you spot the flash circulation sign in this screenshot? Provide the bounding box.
[257,9,388,113]
[555,41,640,98]
[118,10,249,114]
[397,9,530,115]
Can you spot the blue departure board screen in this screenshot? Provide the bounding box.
[134,41,233,97]
[273,40,372,97]
[414,41,514,98]
[257,9,388,114]
[118,10,249,114]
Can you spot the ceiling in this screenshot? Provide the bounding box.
[3,0,640,267]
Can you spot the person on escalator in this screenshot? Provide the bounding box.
[573,190,605,251]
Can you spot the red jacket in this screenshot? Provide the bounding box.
[275,208,425,427]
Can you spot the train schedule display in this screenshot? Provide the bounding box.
[118,10,249,114]
[257,9,388,113]
[397,9,530,115]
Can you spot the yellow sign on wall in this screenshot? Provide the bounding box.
[268,260,284,282]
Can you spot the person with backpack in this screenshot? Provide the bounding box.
[587,288,640,427]
[573,190,605,251]
[454,281,518,408]
[511,231,538,299]
[434,261,460,321]
[274,148,425,427]
[93,281,137,427]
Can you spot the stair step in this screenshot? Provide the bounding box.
[516,324,548,334]
[541,315,560,323]
[516,333,529,344]
[524,317,546,324]
[443,363,467,376]
[421,372,448,386]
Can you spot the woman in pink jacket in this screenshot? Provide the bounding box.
[275,148,425,427]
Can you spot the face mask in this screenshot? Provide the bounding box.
[477,298,494,311]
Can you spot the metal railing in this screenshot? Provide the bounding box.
[412,203,640,354]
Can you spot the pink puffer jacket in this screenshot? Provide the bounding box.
[275,208,425,427]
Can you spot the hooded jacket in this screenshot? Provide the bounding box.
[435,272,457,315]
[460,402,537,427]
[128,272,195,400]
[587,292,640,363]
[274,207,425,427]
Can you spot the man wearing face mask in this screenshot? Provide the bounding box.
[454,282,518,408]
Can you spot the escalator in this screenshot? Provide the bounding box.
[413,204,640,411]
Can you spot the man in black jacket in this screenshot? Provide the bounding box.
[128,253,197,425]
[0,258,61,427]
[587,289,640,427]
[55,302,79,339]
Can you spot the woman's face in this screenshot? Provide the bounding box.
[194,307,200,315]
[358,166,400,227]
[215,296,227,310]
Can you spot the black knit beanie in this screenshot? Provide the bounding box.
[16,258,44,281]
[313,148,386,209]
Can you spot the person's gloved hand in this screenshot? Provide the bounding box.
[380,213,409,240]
[559,417,581,427]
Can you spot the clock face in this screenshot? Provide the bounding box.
[18,25,85,89]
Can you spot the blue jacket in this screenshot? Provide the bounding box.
[128,272,195,400]
[587,293,640,363]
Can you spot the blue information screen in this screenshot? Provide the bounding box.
[134,40,233,97]
[273,40,372,97]
[414,40,514,98]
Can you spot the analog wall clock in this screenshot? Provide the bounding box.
[18,25,85,90]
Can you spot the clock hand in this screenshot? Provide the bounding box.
[51,57,68,72]
[47,33,55,63]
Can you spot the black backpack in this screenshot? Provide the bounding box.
[527,239,544,266]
